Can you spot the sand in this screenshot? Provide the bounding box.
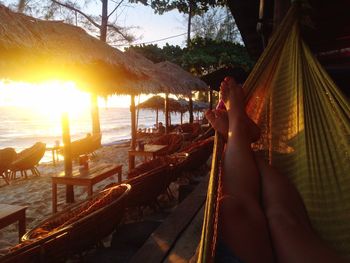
[0,141,147,255]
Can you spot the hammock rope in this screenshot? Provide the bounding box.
[198,3,350,262]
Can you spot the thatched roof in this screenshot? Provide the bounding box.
[124,50,191,95]
[156,61,208,92]
[137,95,208,113]
[0,5,156,95]
[137,95,186,113]
[193,101,209,111]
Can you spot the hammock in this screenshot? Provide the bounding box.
[198,3,350,262]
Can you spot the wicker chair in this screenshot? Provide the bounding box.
[149,133,183,156]
[10,142,46,180]
[59,133,102,159]
[2,184,130,263]
[0,148,17,184]
[176,137,214,172]
[104,160,170,211]
[175,123,202,140]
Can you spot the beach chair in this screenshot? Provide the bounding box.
[149,133,183,156]
[59,133,102,159]
[10,142,46,180]
[0,148,17,185]
[175,123,202,140]
[4,184,130,262]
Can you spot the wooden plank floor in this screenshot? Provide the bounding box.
[130,177,208,263]
[164,205,204,263]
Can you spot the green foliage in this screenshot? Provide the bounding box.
[126,36,254,76]
[191,7,240,42]
[130,0,226,15]
[126,43,185,65]
[183,37,254,75]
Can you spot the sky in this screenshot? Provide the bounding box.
[103,4,188,49]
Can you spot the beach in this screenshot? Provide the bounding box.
[0,142,134,255]
[0,105,207,257]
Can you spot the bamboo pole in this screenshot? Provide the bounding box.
[130,95,136,169]
[165,93,169,134]
[197,132,224,262]
[209,90,213,110]
[61,112,74,203]
[91,94,100,135]
[189,94,194,123]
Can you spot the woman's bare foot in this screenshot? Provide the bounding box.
[219,77,261,141]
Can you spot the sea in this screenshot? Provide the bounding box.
[0,106,196,163]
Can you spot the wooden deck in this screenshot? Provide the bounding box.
[130,177,208,263]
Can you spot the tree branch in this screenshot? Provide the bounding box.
[107,23,133,42]
[107,0,125,18]
[51,0,101,29]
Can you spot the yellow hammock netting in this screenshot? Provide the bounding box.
[198,3,350,262]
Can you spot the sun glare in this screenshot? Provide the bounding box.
[0,81,91,118]
[0,81,173,117]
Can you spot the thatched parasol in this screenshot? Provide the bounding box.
[0,5,157,203]
[193,101,209,111]
[0,5,153,95]
[156,61,208,92]
[137,95,186,112]
[156,61,208,123]
[136,95,187,127]
[124,50,191,95]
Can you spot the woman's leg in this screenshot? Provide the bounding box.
[219,77,274,263]
[256,157,346,263]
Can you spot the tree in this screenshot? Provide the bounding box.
[126,43,184,65]
[191,6,241,42]
[127,38,253,75]
[9,0,137,45]
[183,37,254,75]
[131,0,226,122]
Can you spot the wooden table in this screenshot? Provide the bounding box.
[46,145,62,166]
[128,144,167,172]
[0,204,27,242]
[51,163,122,213]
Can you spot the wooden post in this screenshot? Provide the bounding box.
[61,112,74,203]
[165,94,169,134]
[91,94,100,135]
[130,95,136,169]
[209,89,213,110]
[156,108,159,128]
[189,94,194,123]
[181,112,183,125]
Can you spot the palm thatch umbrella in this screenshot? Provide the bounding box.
[156,61,208,123]
[0,5,158,202]
[0,5,154,94]
[124,50,191,95]
[137,95,187,126]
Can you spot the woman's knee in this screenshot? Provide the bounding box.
[219,194,267,228]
